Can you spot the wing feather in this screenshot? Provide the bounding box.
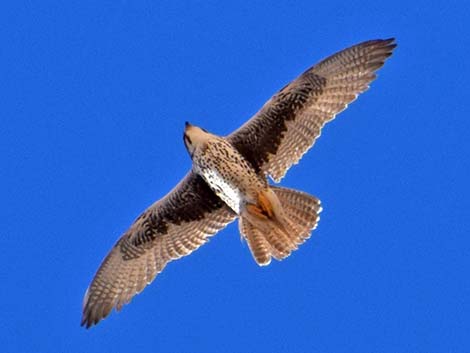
[228,38,396,182]
[81,172,236,328]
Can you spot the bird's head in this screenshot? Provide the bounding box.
[183,122,212,158]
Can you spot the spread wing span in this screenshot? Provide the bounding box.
[228,38,396,182]
[82,38,396,328]
[81,172,236,328]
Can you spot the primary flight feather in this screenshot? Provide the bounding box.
[82,38,396,328]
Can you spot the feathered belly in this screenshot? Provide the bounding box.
[200,168,244,214]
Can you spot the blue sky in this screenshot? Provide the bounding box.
[2,1,469,352]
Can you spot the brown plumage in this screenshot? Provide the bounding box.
[81,173,236,328]
[82,38,396,328]
[228,38,396,182]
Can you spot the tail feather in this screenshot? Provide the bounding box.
[239,186,322,265]
[262,224,295,258]
[239,218,271,266]
[272,186,322,243]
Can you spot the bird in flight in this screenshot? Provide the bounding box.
[82,38,396,328]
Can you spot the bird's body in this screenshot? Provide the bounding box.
[187,126,267,214]
[186,124,314,263]
[82,38,397,328]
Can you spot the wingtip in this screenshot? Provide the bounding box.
[80,308,95,329]
[80,288,93,329]
[381,38,398,60]
[80,318,91,329]
[81,310,102,329]
[380,37,397,51]
[363,38,397,62]
[80,288,106,329]
[364,37,397,50]
[385,37,397,49]
[80,312,92,329]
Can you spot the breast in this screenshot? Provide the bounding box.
[193,138,265,215]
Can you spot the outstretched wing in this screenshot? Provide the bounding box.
[81,172,236,328]
[228,38,396,182]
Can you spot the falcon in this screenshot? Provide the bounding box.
[82,38,396,328]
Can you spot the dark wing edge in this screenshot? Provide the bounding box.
[228,38,397,182]
[81,172,236,328]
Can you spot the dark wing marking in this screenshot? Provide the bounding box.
[81,172,236,328]
[228,38,396,182]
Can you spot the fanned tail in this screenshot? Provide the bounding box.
[239,186,322,265]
